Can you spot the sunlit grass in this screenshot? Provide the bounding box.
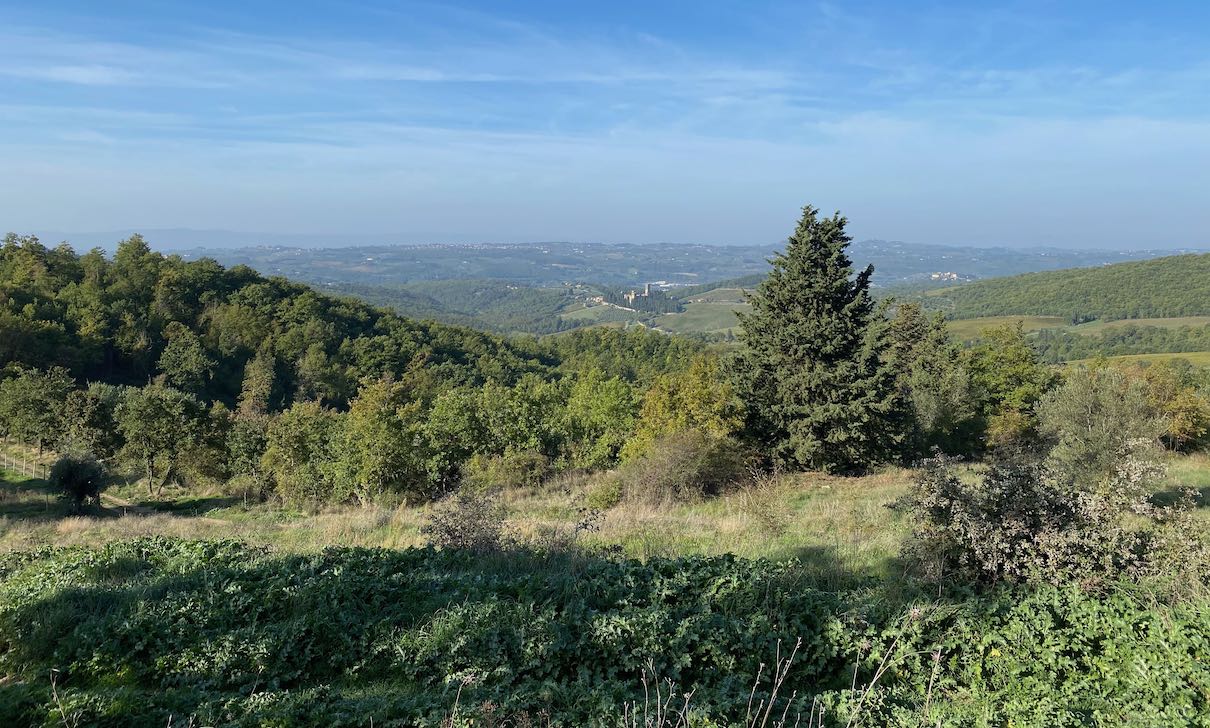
[4,455,1208,582]
[944,315,1068,341]
[1066,350,1210,367]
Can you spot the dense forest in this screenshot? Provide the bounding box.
[923,253,1210,321]
[0,232,712,500]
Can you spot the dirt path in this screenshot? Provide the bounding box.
[99,491,158,515]
[106,493,232,526]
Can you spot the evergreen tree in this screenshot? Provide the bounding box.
[888,306,983,455]
[733,205,905,472]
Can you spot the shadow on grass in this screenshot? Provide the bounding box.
[129,495,242,516]
[0,473,126,522]
[5,537,1198,727]
[1150,485,1210,509]
[0,539,914,726]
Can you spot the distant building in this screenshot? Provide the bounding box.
[624,284,653,306]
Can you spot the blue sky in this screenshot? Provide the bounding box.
[1,1,1208,248]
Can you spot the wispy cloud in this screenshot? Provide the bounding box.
[0,1,1207,247]
[1,64,135,85]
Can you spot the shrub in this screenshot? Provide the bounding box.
[584,476,624,510]
[898,450,1205,592]
[47,454,107,512]
[421,489,512,552]
[461,450,551,491]
[222,472,273,505]
[615,431,748,504]
[735,467,789,536]
[529,506,606,554]
[1037,366,1166,486]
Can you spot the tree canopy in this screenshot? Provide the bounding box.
[733,206,906,472]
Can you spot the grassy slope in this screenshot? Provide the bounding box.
[0,467,915,578]
[1066,350,1210,367]
[655,301,749,334]
[680,286,748,303]
[1068,315,1210,334]
[6,455,1207,573]
[558,303,639,324]
[944,315,1068,340]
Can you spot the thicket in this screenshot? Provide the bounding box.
[46,453,107,512]
[0,538,1205,727]
[897,361,1209,598]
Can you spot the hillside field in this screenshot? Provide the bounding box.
[943,315,1068,340]
[1068,316,1210,334]
[4,450,1208,575]
[1066,350,1210,367]
[655,301,749,334]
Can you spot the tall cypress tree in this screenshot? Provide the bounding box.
[734,205,904,472]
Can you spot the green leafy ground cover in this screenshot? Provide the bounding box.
[1,538,1207,727]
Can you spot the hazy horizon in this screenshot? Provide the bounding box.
[3,1,1208,250]
[19,227,1209,256]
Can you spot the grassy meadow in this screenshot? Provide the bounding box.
[1067,350,1210,367]
[655,301,750,334]
[942,315,1068,340]
[0,459,915,574]
[6,450,1208,582]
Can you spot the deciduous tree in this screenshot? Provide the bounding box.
[116,384,205,495]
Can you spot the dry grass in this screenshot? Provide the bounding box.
[5,456,1207,581]
[3,463,916,575]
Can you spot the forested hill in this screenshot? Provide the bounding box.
[925,253,1210,322]
[0,233,701,408]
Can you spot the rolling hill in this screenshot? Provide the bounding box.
[924,253,1210,322]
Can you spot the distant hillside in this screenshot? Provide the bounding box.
[925,253,1210,322]
[330,279,580,335]
[177,240,1194,290]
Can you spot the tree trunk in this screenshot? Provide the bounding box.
[146,460,154,496]
[157,462,174,498]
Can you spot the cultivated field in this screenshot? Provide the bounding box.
[942,315,1068,340]
[1067,350,1210,367]
[655,301,750,334]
